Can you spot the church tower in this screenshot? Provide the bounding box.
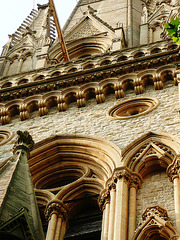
[0,0,180,239]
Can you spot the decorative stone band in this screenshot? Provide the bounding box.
[45,199,68,221]
[99,167,142,209]
[167,156,180,182]
[13,131,34,157]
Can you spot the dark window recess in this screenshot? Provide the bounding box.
[64,211,102,240]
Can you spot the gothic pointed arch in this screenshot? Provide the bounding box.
[133,206,178,240]
[29,134,121,198]
[122,131,180,178]
[29,134,122,238]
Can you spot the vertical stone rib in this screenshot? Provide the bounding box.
[108,184,116,240]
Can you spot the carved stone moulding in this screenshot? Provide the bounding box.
[0,129,13,145]
[134,205,178,240]
[142,206,169,221]
[107,97,159,120]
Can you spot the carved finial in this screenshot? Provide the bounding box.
[13,130,34,154]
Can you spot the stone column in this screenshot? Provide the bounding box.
[45,200,68,240]
[127,0,133,47]
[108,182,116,240]
[113,168,130,240]
[55,217,63,240]
[4,60,11,76]
[128,175,142,240]
[149,26,154,43]
[167,157,180,234]
[17,57,24,73]
[99,190,110,240]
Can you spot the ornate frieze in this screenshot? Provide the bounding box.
[0,41,179,125]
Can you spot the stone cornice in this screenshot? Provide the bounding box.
[0,56,178,101]
[0,40,179,99]
[0,40,179,125]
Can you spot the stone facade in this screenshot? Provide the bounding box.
[0,0,180,240]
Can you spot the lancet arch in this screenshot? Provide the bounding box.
[122,131,180,177]
[133,206,178,240]
[29,134,122,202]
[121,132,180,239]
[28,134,122,239]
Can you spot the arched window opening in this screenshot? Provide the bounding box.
[141,75,154,87]
[34,75,45,81]
[117,55,128,62]
[134,51,145,58]
[150,48,161,54]
[68,67,77,73]
[83,63,94,70]
[64,197,102,240]
[1,82,12,89]
[51,71,61,77]
[100,59,111,66]
[160,70,173,83]
[18,78,28,85]
[148,234,167,240]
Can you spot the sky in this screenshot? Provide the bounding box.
[0,0,77,52]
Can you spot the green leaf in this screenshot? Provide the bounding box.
[171,17,180,26]
[166,28,176,36]
[164,17,180,43]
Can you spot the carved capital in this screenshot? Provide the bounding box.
[99,189,110,211]
[45,199,68,221]
[113,168,131,185]
[130,175,142,189]
[108,181,116,191]
[13,131,34,156]
[167,157,180,182]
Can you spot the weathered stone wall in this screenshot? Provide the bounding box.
[0,79,178,230]
[0,81,179,163]
[136,170,175,225]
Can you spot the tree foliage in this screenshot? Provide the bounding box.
[164,17,180,43]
